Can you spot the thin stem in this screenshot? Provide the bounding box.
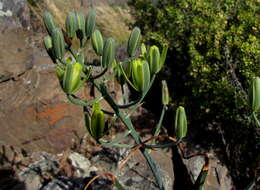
[116,96,142,109]
[67,94,102,107]
[90,67,108,80]
[121,84,126,104]
[153,105,167,137]
[143,141,180,149]
[99,130,131,146]
[102,109,115,115]
[92,79,165,190]
[68,47,78,60]
[127,74,156,117]
[252,112,260,127]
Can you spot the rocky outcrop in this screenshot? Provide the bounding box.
[0,0,30,28]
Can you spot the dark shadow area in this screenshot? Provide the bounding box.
[141,74,259,189]
[171,147,193,190]
[0,168,26,190]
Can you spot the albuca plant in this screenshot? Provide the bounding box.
[43,8,209,190]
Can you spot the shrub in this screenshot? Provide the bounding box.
[129,0,260,188]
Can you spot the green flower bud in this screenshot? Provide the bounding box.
[132,59,150,92]
[141,43,147,57]
[66,12,77,38]
[55,66,64,81]
[75,12,85,40]
[175,106,187,139]
[43,12,56,35]
[86,9,96,38]
[85,103,106,141]
[149,45,161,74]
[91,29,103,56]
[102,38,115,68]
[249,77,260,112]
[159,45,168,70]
[62,61,83,94]
[52,28,65,60]
[127,27,141,57]
[162,80,169,105]
[91,103,105,141]
[44,35,56,63]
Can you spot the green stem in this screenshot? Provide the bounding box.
[252,112,260,127]
[121,84,126,104]
[99,130,131,146]
[90,67,108,80]
[114,178,126,190]
[143,141,180,149]
[117,96,142,109]
[153,105,167,137]
[127,74,156,116]
[68,47,78,60]
[92,79,165,190]
[67,94,102,107]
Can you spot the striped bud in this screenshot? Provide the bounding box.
[75,12,85,40]
[132,59,150,92]
[62,61,83,94]
[162,80,169,105]
[85,103,106,141]
[175,106,187,139]
[102,38,115,68]
[44,36,56,63]
[91,29,103,56]
[249,77,260,112]
[159,45,168,70]
[43,12,56,35]
[149,45,161,74]
[52,28,65,60]
[86,9,96,38]
[66,12,77,38]
[127,27,141,57]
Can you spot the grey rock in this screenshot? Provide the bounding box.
[68,152,92,178]
[18,152,59,190]
[0,0,30,28]
[90,147,173,190]
[19,152,59,180]
[181,147,233,190]
[41,177,83,190]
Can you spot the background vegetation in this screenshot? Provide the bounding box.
[128,0,260,188]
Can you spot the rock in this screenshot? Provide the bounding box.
[68,152,92,178]
[0,28,33,83]
[41,177,85,190]
[181,146,233,190]
[19,152,59,190]
[0,0,30,28]
[91,147,174,190]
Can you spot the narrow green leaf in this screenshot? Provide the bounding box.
[159,45,168,70]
